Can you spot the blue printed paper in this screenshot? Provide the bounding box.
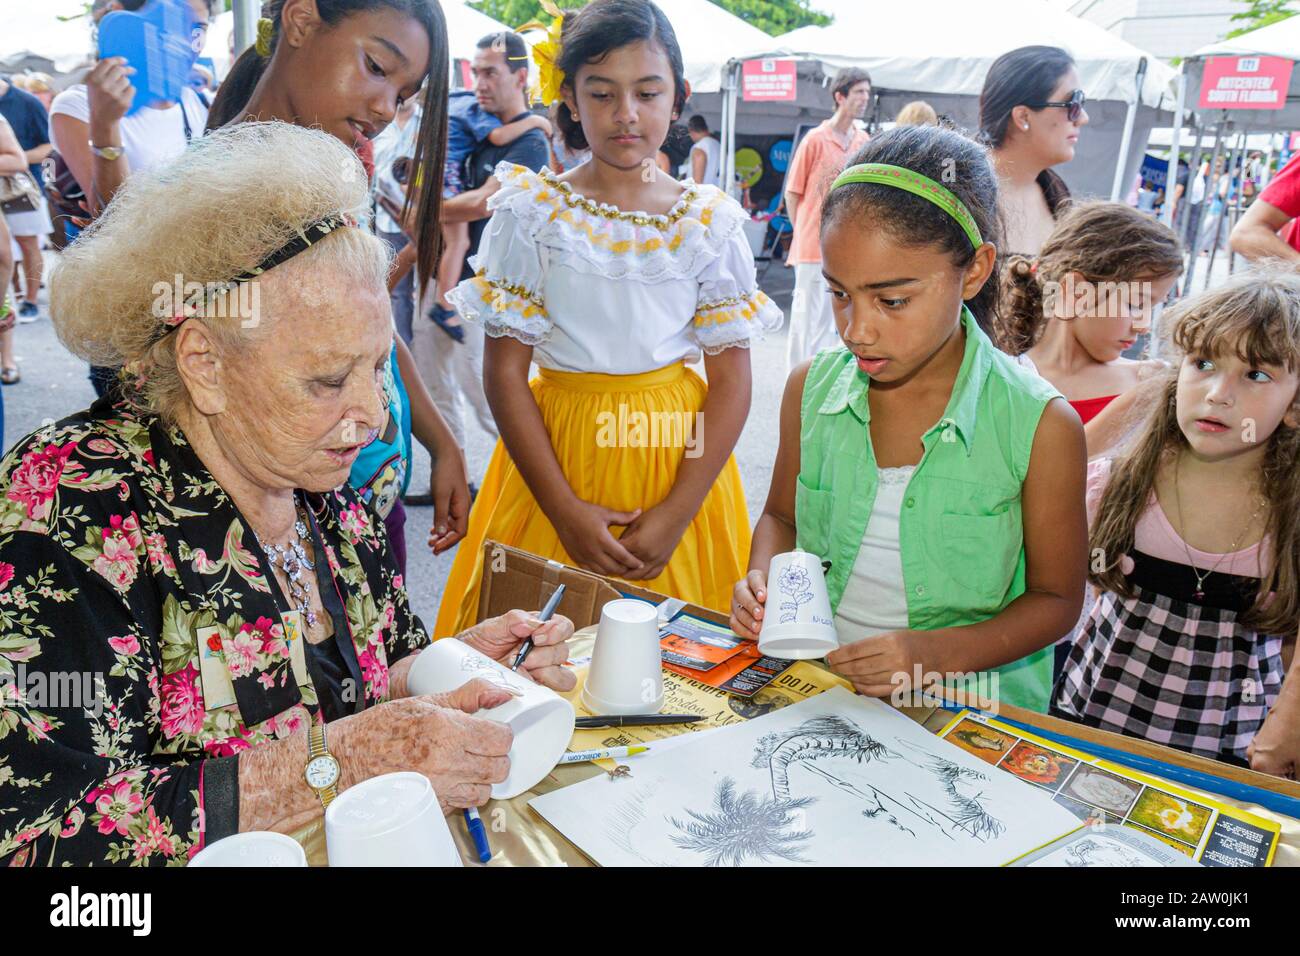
[97,0,200,115]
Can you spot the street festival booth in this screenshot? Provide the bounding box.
[1171,19,1300,290]
[708,0,1177,215]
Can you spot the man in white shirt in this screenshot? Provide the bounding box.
[687,115,720,187]
[782,68,872,372]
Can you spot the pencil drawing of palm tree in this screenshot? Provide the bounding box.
[668,777,816,866]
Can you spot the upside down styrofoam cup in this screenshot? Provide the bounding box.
[325,771,461,867]
[406,638,576,799]
[187,831,307,867]
[581,598,664,715]
[757,549,839,660]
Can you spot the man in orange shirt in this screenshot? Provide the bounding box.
[783,68,872,371]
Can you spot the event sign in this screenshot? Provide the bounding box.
[98,0,200,115]
[742,59,797,102]
[1198,55,1294,110]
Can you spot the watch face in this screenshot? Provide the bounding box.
[305,755,340,789]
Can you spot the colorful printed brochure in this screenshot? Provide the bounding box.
[658,615,792,696]
[939,711,1281,866]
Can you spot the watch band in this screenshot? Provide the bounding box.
[89,143,124,161]
[307,723,339,809]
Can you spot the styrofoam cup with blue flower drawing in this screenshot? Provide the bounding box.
[757,550,839,660]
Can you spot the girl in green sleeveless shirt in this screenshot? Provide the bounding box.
[731,126,1088,713]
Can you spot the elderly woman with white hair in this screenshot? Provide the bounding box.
[0,122,575,867]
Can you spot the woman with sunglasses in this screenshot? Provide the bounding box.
[979,45,1089,259]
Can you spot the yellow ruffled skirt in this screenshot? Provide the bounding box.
[433,363,752,637]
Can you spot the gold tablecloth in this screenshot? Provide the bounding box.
[293,628,1300,866]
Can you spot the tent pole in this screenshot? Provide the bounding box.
[718,60,731,191]
[1204,128,1246,290]
[1182,119,1228,296]
[725,61,740,200]
[1111,57,1148,201]
[1161,65,1186,227]
[233,0,260,55]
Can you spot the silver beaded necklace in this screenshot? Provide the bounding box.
[255,498,318,628]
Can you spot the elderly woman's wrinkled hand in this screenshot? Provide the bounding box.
[463,609,577,692]
[335,678,514,813]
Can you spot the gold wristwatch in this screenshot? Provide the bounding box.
[304,723,340,810]
[89,143,124,161]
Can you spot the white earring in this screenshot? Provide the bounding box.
[1022,123,1029,131]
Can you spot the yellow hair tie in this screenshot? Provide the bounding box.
[529,0,565,106]
[255,17,274,58]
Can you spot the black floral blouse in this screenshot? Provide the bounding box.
[0,399,428,866]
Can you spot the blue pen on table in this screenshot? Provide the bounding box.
[463,808,491,863]
[510,583,566,671]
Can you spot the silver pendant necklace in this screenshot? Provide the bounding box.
[255,498,318,628]
[1173,458,1263,602]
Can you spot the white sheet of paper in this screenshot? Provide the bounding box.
[531,687,1080,866]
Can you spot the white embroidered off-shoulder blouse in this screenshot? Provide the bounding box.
[446,162,783,374]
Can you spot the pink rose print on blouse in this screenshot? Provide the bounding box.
[339,502,370,544]
[90,778,144,837]
[357,644,389,700]
[93,532,140,592]
[144,532,176,573]
[61,807,85,838]
[225,627,262,680]
[107,635,141,657]
[248,616,288,660]
[203,733,251,758]
[159,664,204,738]
[103,513,145,550]
[6,440,83,522]
[0,562,13,591]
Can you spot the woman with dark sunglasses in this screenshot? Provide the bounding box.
[979,45,1090,258]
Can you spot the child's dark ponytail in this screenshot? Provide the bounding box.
[821,125,1003,333]
[206,44,272,130]
[999,256,1043,355]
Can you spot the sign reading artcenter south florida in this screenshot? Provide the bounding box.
[1199,55,1294,110]
[742,59,797,102]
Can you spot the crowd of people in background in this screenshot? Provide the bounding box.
[0,0,1297,867]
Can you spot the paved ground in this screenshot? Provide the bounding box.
[2,249,1236,626]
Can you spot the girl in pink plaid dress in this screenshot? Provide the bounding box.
[1053,268,1300,776]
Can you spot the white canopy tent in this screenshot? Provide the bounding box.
[1161,17,1300,289]
[0,0,98,76]
[1184,14,1300,132]
[214,0,512,81]
[651,0,774,95]
[714,0,1178,202]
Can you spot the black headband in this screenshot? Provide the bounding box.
[153,213,355,341]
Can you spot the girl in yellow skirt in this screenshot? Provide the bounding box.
[434,0,781,636]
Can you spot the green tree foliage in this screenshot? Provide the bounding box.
[710,0,830,35]
[1224,0,1296,39]
[471,0,829,36]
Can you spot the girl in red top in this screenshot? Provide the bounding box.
[997,201,1183,457]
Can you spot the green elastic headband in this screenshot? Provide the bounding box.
[830,163,983,250]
